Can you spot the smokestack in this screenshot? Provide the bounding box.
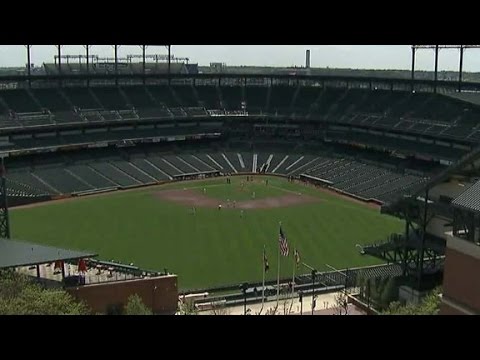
[306,49,311,69]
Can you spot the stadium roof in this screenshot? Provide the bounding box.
[0,239,97,269]
[451,180,480,213]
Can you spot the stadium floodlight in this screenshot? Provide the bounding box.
[413,45,480,50]
[411,45,480,92]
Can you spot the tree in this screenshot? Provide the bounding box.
[382,287,442,315]
[281,296,292,315]
[357,276,398,311]
[0,270,89,315]
[420,287,442,315]
[0,270,30,299]
[333,291,349,315]
[124,294,152,315]
[210,301,230,315]
[264,306,279,315]
[177,299,198,315]
[274,285,294,315]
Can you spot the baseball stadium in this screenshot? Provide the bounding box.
[1,45,480,315]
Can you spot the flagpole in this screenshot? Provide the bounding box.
[290,248,296,314]
[260,245,266,315]
[276,222,281,308]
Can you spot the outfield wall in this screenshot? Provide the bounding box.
[8,195,53,207]
[298,174,382,207]
[328,187,383,207]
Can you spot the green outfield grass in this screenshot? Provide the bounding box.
[10,176,404,290]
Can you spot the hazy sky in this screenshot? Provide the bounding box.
[0,45,478,71]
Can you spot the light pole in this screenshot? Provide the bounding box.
[242,282,248,315]
[366,279,370,311]
[311,269,317,315]
[299,291,303,315]
[301,262,318,316]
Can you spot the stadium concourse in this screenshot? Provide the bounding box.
[196,292,367,315]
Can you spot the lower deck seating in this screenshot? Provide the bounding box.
[34,168,93,193]
[67,165,117,189]
[146,156,183,177]
[177,155,216,172]
[6,149,430,204]
[301,158,426,202]
[89,162,141,187]
[129,159,171,181]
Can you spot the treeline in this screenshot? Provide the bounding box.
[356,274,441,315]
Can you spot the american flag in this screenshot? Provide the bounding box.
[279,226,289,257]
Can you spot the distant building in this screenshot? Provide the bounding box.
[210,62,227,73]
[186,63,199,74]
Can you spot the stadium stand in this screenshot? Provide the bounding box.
[146,86,179,107]
[269,86,296,113]
[3,77,476,208]
[67,164,118,190]
[196,86,221,109]
[177,154,215,173]
[121,86,156,108]
[245,86,268,112]
[3,133,435,206]
[91,87,129,110]
[0,89,41,113]
[220,86,243,110]
[32,88,72,112]
[129,158,171,181]
[88,162,141,187]
[1,83,479,153]
[62,87,101,109]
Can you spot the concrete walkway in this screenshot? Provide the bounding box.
[197,291,366,315]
